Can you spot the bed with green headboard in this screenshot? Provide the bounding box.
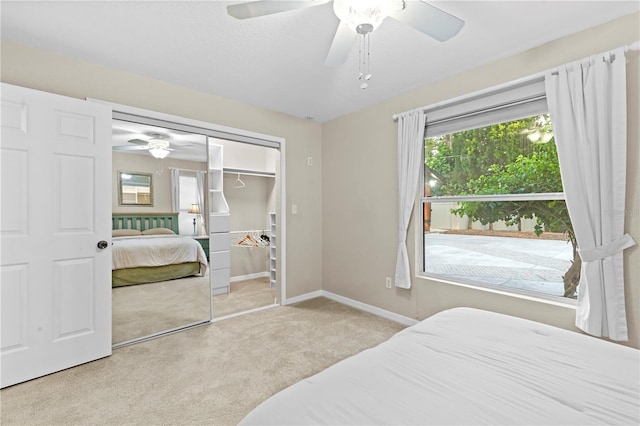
[111,212,208,287]
[112,212,180,234]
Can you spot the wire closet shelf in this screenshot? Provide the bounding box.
[230,230,270,248]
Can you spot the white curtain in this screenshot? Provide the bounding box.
[394,110,427,289]
[545,47,636,341]
[170,168,180,213]
[195,170,206,235]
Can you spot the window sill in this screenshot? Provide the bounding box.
[416,272,577,309]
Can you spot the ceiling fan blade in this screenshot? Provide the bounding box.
[324,21,357,67]
[113,145,149,151]
[127,138,149,145]
[390,1,464,42]
[227,1,326,20]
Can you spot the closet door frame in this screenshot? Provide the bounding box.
[89,99,287,310]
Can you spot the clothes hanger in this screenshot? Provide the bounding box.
[234,173,245,188]
[238,233,259,247]
[252,230,268,247]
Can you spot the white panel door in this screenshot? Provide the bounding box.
[0,83,112,388]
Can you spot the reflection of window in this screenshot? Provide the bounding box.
[121,184,151,204]
[118,171,152,206]
[178,174,199,235]
[422,106,576,300]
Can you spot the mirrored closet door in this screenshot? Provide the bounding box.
[110,116,282,346]
[208,139,279,318]
[111,120,212,346]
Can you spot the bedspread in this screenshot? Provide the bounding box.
[112,235,208,274]
[240,307,640,425]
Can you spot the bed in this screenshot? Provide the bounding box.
[112,213,208,287]
[240,307,640,425]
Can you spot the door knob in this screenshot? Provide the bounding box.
[97,240,109,249]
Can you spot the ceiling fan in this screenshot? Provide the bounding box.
[113,134,174,159]
[227,0,465,87]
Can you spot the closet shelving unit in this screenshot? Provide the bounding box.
[208,143,231,296]
[269,212,276,289]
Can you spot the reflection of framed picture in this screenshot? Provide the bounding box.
[118,171,153,206]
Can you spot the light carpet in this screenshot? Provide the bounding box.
[212,277,276,318]
[113,275,276,344]
[0,297,406,425]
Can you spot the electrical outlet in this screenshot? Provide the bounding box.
[307,156,313,166]
[385,277,392,289]
[291,204,298,214]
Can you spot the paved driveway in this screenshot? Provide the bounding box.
[423,233,574,297]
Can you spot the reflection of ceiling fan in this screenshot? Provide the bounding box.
[227,0,464,87]
[113,134,174,159]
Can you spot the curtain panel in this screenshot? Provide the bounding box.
[395,110,426,289]
[545,47,636,341]
[195,170,207,235]
[170,168,180,213]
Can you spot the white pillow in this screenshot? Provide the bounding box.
[142,228,176,235]
[112,229,142,237]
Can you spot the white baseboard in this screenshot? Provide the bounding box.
[282,290,323,305]
[230,271,269,283]
[321,291,419,326]
[283,290,418,327]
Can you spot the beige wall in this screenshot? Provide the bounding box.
[1,39,323,300]
[321,12,640,348]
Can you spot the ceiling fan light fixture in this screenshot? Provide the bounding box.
[333,0,395,34]
[148,137,170,159]
[149,147,170,159]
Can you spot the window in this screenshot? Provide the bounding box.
[420,78,577,301]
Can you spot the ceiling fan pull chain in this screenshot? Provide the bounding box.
[365,33,372,81]
[359,33,371,90]
[357,34,364,81]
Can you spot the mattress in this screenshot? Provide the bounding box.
[240,307,640,425]
[112,235,208,272]
[112,235,208,286]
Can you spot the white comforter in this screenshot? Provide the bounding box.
[240,308,640,425]
[112,235,208,274]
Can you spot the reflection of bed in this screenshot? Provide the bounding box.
[112,213,208,287]
[240,308,640,425]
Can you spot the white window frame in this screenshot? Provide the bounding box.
[415,74,576,307]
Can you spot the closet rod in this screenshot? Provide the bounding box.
[223,167,275,178]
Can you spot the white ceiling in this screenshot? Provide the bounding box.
[112,119,208,162]
[2,1,638,123]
